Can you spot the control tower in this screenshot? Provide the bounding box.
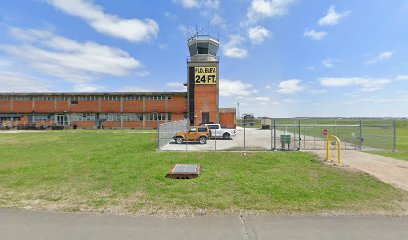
[187,33,220,125]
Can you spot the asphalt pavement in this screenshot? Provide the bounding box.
[1,209,407,240]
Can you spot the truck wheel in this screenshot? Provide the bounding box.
[199,136,207,144]
[223,133,230,140]
[176,137,184,144]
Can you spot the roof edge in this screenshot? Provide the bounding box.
[0,91,187,96]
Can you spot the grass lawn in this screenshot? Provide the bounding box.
[0,130,407,215]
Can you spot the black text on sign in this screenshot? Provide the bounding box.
[195,67,217,85]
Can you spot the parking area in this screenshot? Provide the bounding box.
[160,127,325,151]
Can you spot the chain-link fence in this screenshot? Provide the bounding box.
[158,118,399,152]
[158,119,188,150]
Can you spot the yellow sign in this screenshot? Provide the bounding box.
[195,67,217,85]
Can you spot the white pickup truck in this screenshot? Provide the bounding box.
[204,124,236,140]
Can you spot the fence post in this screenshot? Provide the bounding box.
[270,121,273,151]
[298,119,301,150]
[186,119,189,152]
[157,123,160,150]
[393,120,397,152]
[273,120,276,151]
[359,119,363,151]
[243,122,246,151]
[214,127,217,152]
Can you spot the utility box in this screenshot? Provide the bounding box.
[280,135,291,150]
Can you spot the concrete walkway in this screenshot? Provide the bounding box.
[1,209,408,240]
[310,150,408,192]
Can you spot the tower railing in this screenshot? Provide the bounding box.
[187,55,219,62]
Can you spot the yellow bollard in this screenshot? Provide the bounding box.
[326,135,341,166]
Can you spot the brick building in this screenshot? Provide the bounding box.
[0,34,236,129]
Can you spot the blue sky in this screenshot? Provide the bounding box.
[0,0,408,117]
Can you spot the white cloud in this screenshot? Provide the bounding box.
[277,79,304,94]
[283,99,308,104]
[220,79,257,96]
[164,12,178,20]
[304,30,327,40]
[210,14,227,28]
[322,58,341,68]
[203,0,220,9]
[309,89,327,95]
[47,0,159,43]
[319,77,392,92]
[173,0,219,9]
[0,72,52,92]
[1,27,141,83]
[318,5,351,26]
[166,82,186,91]
[396,75,408,81]
[248,26,271,44]
[136,70,150,77]
[266,85,271,89]
[9,28,52,41]
[158,43,168,50]
[166,82,184,87]
[365,51,394,65]
[254,96,270,101]
[173,0,199,8]
[0,59,12,69]
[73,83,105,92]
[199,12,227,29]
[247,0,296,23]
[222,35,248,59]
[306,66,316,71]
[118,86,153,92]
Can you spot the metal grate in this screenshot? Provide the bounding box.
[166,164,201,179]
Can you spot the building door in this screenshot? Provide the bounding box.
[202,112,210,124]
[56,114,68,126]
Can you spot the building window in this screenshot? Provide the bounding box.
[14,96,32,100]
[125,95,142,100]
[99,113,121,121]
[34,96,54,101]
[71,100,79,105]
[77,96,97,101]
[145,96,165,100]
[95,113,171,122]
[71,96,98,101]
[122,113,143,121]
[144,113,171,121]
[55,96,68,101]
[71,113,96,121]
[32,115,49,122]
[197,42,209,54]
[0,96,10,100]
[103,96,120,101]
